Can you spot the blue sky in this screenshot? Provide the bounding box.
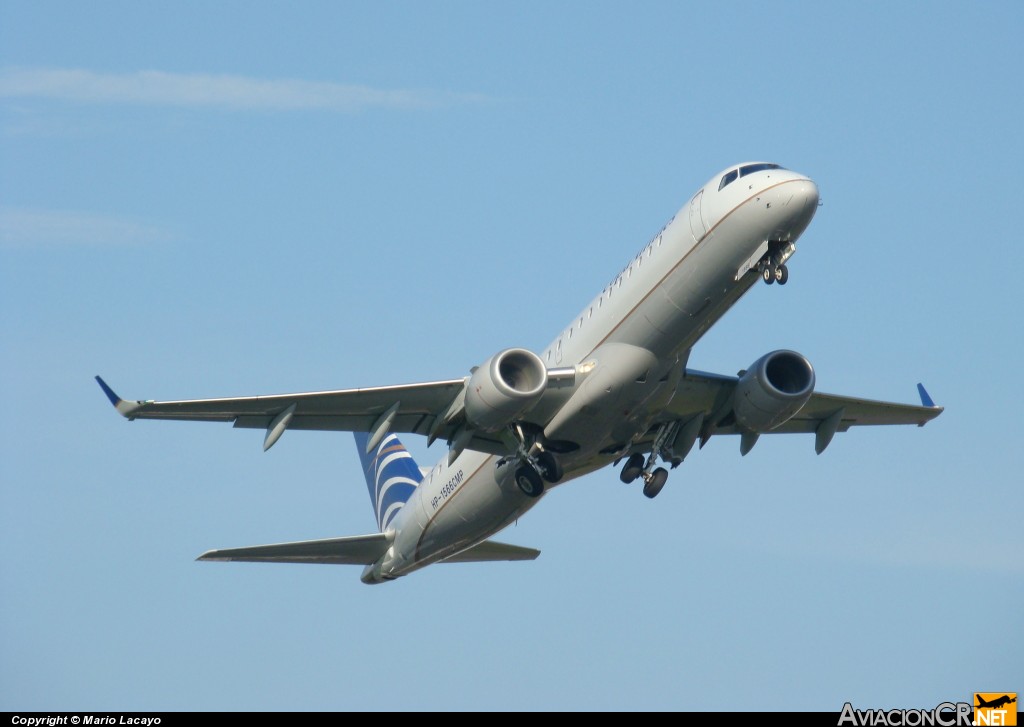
[1,0,1021,711]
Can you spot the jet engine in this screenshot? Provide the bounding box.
[464,348,548,432]
[733,350,815,432]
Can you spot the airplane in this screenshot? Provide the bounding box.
[976,696,1016,710]
[97,161,943,584]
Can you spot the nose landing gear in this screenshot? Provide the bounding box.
[759,241,794,286]
[761,261,789,286]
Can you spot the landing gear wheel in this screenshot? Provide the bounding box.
[515,466,544,498]
[643,468,669,499]
[536,451,563,483]
[620,453,645,484]
[776,264,789,285]
[762,266,774,285]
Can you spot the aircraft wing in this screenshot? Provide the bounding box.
[96,374,513,454]
[643,368,942,453]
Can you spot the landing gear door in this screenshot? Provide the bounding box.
[688,190,707,242]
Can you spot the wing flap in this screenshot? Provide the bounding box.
[197,533,389,565]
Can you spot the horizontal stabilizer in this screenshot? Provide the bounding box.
[197,534,538,566]
[443,539,540,563]
[197,533,388,565]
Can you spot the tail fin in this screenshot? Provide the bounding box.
[354,432,424,532]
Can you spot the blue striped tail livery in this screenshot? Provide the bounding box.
[353,432,423,532]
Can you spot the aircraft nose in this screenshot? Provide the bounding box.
[769,176,819,242]
[790,177,819,231]
[799,179,820,210]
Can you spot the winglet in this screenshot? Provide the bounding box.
[95,375,121,406]
[915,383,943,427]
[916,383,936,408]
[95,376,142,418]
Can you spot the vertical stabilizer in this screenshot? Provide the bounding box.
[353,432,424,531]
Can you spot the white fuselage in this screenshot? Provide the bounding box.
[378,164,820,580]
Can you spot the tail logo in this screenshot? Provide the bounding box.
[355,432,423,532]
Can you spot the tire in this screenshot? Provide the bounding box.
[777,264,789,285]
[515,466,544,498]
[763,266,774,285]
[619,452,645,484]
[643,468,669,499]
[536,451,563,483]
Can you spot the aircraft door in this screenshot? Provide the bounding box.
[688,190,707,241]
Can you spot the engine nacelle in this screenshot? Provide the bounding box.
[464,348,548,432]
[733,350,815,432]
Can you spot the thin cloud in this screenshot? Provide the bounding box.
[0,206,172,248]
[0,67,485,111]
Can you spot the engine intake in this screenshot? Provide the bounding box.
[464,348,548,432]
[733,350,815,432]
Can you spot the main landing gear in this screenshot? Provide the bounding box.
[618,423,676,499]
[514,466,545,498]
[620,453,669,499]
[501,424,563,499]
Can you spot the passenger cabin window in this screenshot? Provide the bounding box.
[718,169,738,190]
[739,162,782,178]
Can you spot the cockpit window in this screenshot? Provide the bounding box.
[718,169,739,190]
[739,162,783,178]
